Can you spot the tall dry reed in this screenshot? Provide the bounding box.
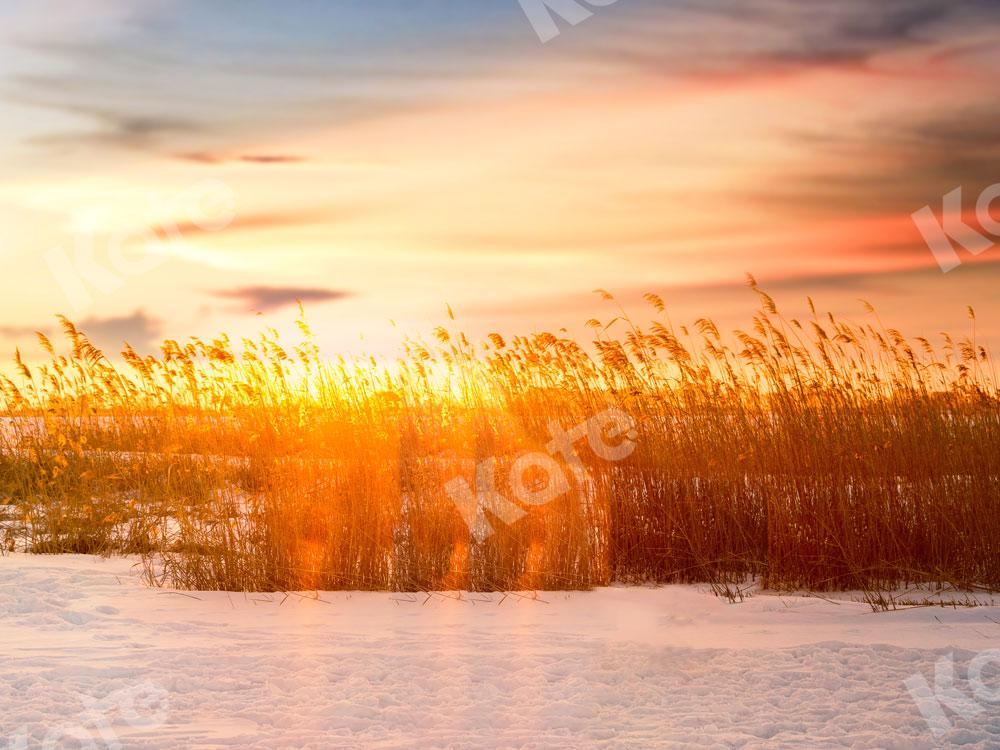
[1,282,997,593]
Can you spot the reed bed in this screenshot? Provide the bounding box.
[1,280,998,593]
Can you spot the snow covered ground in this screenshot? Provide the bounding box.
[2,555,999,749]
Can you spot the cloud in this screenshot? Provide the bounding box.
[13,92,207,153]
[758,100,1000,218]
[173,152,307,165]
[560,0,1000,81]
[172,151,224,164]
[14,0,993,163]
[210,286,352,312]
[239,154,306,164]
[76,310,162,353]
[5,23,446,160]
[0,324,49,340]
[165,210,331,240]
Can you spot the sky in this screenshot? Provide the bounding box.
[1,0,1000,358]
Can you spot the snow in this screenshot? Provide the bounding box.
[2,554,999,749]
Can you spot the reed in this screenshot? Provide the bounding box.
[1,282,997,593]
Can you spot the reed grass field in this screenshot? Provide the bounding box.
[11,5,1000,746]
[2,280,998,595]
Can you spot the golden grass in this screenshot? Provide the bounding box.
[1,279,998,594]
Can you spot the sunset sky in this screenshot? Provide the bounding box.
[2,0,1000,357]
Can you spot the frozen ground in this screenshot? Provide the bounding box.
[1,555,999,749]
